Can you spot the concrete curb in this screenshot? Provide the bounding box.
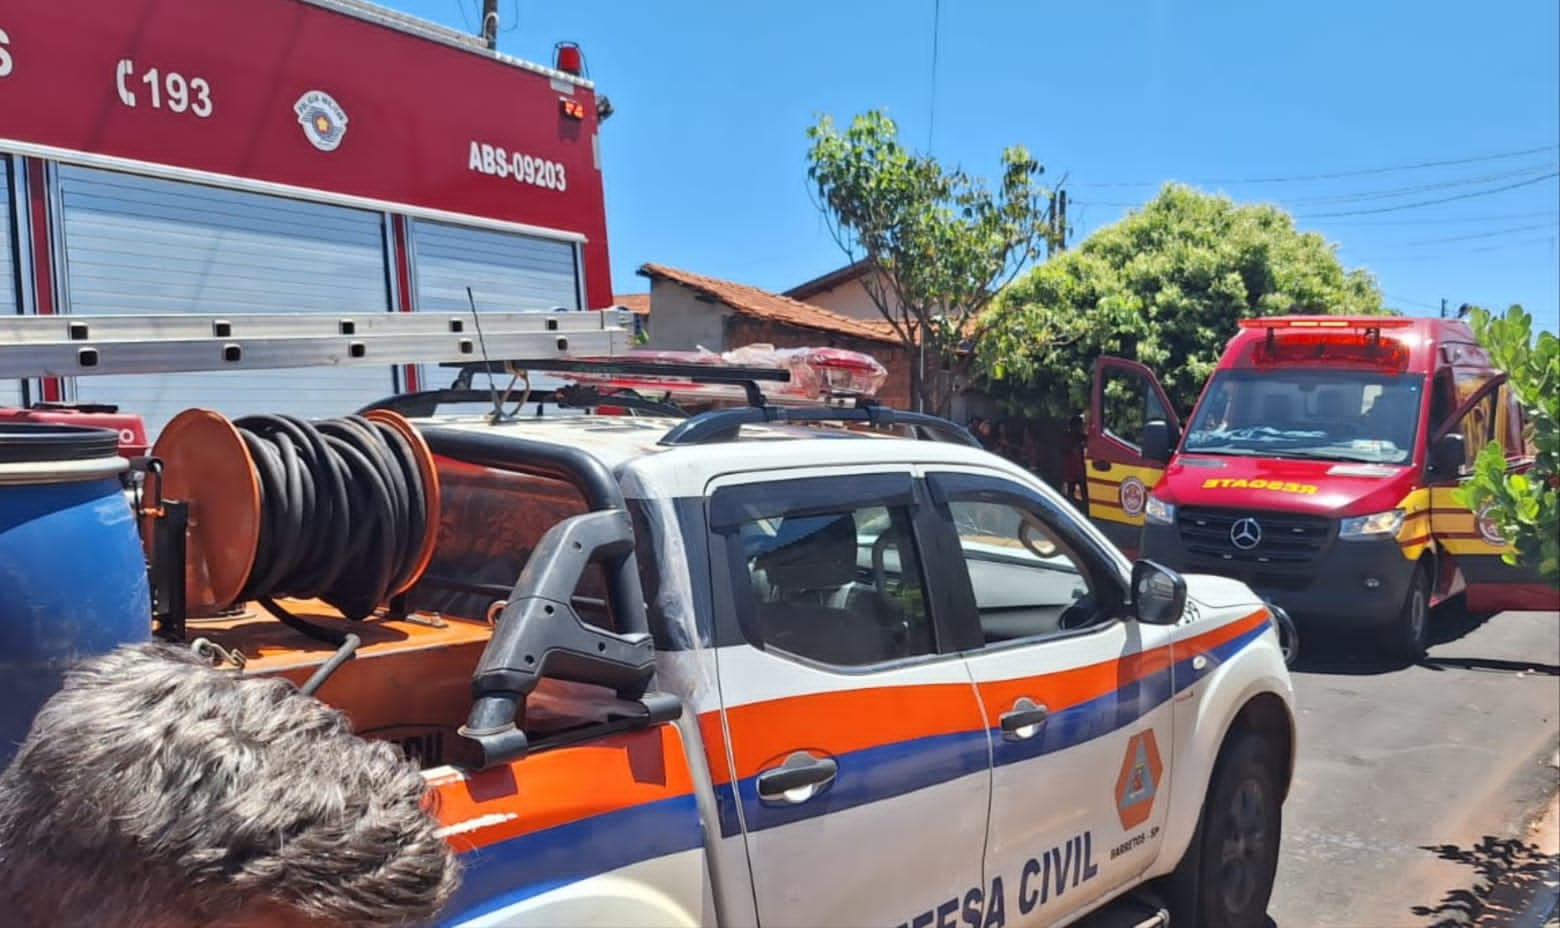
[1478,786,1560,928]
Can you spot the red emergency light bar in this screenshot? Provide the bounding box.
[1246,327,1410,371]
[1238,316,1416,330]
[560,345,889,406]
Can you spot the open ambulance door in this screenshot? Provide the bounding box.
[1086,357,1183,558]
[1426,372,1558,614]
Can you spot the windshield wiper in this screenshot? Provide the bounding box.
[1183,446,1265,456]
[1290,450,1403,464]
[1186,446,1316,459]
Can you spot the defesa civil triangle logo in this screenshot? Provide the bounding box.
[294,90,349,152]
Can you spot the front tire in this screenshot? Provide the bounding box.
[1376,563,1430,663]
[1165,732,1283,928]
[1270,604,1299,668]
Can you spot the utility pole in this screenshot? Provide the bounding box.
[1045,192,1057,258]
[1440,298,1448,318]
[480,0,499,49]
[1043,188,1069,257]
[1057,189,1068,253]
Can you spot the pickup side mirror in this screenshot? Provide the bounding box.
[1429,432,1466,477]
[1142,419,1177,465]
[1131,559,1187,626]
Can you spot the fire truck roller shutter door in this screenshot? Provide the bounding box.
[0,158,19,408]
[53,165,397,437]
[405,219,581,400]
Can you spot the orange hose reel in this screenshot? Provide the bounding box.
[148,408,441,618]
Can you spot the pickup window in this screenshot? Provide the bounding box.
[947,499,1095,642]
[737,503,935,666]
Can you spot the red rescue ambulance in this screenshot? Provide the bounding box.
[1085,315,1556,660]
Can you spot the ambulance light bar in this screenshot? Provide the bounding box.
[1246,324,1411,370]
[1238,316,1415,330]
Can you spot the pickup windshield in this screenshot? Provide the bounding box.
[1183,369,1425,465]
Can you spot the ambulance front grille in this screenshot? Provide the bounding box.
[1175,506,1333,564]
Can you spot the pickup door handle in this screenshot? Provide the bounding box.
[1000,698,1050,741]
[1092,459,1112,472]
[756,751,839,804]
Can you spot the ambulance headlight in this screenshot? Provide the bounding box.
[1338,508,1405,540]
[1144,496,1175,526]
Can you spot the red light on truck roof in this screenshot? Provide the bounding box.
[562,345,889,404]
[554,42,583,76]
[1249,330,1409,370]
[1238,316,1415,330]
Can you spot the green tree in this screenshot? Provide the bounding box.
[805,109,1051,415]
[975,183,1389,420]
[1452,304,1558,588]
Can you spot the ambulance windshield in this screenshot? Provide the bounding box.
[1183,369,1423,465]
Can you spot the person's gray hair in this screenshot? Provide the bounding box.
[0,641,461,928]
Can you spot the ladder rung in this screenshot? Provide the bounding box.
[0,311,635,379]
[0,311,629,343]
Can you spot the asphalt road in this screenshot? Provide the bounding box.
[1266,607,1560,928]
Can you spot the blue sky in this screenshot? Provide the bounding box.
[390,0,1559,330]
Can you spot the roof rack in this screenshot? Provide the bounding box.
[0,310,636,379]
[658,399,981,448]
[448,357,978,447]
[358,383,689,419]
[445,356,790,408]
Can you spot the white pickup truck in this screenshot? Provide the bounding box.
[355,395,1298,928]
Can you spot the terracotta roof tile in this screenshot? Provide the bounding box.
[637,262,900,344]
[610,293,650,315]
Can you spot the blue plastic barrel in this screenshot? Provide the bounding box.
[0,424,151,769]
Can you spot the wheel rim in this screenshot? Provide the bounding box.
[1277,615,1297,665]
[1407,580,1428,645]
[1218,777,1270,913]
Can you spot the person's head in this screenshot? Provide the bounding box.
[1068,413,1084,436]
[0,642,460,928]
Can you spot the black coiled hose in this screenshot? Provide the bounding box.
[231,413,428,624]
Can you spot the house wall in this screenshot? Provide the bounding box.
[803,269,890,322]
[643,279,730,351]
[725,315,911,409]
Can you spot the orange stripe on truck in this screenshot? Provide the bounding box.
[429,723,697,854]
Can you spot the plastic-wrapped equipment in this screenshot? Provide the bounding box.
[561,344,889,406]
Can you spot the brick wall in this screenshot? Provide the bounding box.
[725,315,912,409]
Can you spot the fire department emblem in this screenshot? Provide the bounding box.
[1119,477,1147,517]
[1115,729,1163,830]
[295,91,349,152]
[1475,503,1507,546]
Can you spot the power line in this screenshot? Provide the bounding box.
[1453,235,1556,255]
[1363,235,1558,261]
[1307,208,1560,227]
[1072,144,1560,188]
[1302,172,1559,218]
[1355,221,1560,251]
[1073,165,1560,212]
[1280,164,1555,206]
[927,0,941,151]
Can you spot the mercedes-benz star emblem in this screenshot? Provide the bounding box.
[1230,517,1263,550]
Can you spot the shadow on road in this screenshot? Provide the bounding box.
[1289,603,1529,677]
[1421,656,1560,676]
[1428,601,1503,648]
[1410,835,1559,927]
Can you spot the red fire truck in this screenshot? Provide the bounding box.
[0,0,612,437]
